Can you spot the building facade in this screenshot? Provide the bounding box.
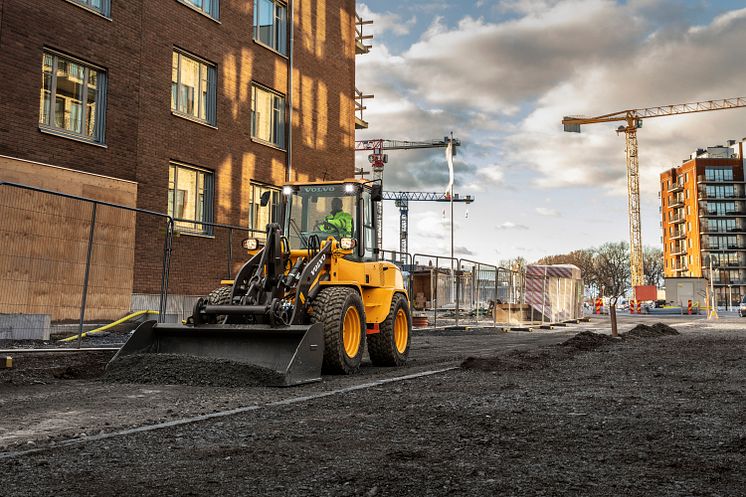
[0,0,359,302]
[660,141,746,305]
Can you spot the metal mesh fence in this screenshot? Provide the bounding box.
[0,182,172,344]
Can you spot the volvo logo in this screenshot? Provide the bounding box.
[310,254,327,277]
[302,186,336,193]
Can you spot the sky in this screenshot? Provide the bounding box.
[355,0,746,264]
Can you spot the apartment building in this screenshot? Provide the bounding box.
[0,0,361,303]
[660,140,746,305]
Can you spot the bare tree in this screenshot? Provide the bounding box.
[594,242,630,337]
[643,246,664,287]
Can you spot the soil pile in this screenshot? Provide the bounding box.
[0,351,114,385]
[463,323,680,372]
[560,330,619,350]
[103,353,285,387]
[624,323,680,339]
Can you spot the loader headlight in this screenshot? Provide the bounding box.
[242,238,260,250]
[282,185,294,195]
[344,183,356,194]
[340,237,357,250]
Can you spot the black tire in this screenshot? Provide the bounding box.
[206,286,232,323]
[311,287,366,374]
[367,293,411,367]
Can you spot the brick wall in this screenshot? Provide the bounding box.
[0,0,356,296]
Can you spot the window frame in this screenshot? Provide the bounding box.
[39,49,107,144]
[248,182,281,237]
[66,0,111,17]
[250,83,287,149]
[176,0,221,21]
[171,49,218,127]
[253,0,288,56]
[168,162,215,236]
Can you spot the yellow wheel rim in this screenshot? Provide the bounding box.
[343,306,362,358]
[394,308,408,354]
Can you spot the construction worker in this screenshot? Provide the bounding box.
[320,197,353,238]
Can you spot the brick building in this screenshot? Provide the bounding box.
[0,0,361,309]
[660,140,746,306]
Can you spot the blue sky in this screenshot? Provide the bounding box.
[355,1,746,264]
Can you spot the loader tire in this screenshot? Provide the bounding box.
[367,293,411,367]
[206,286,232,323]
[311,287,366,374]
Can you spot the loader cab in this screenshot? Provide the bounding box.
[283,181,380,261]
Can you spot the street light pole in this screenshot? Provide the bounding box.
[728,284,732,313]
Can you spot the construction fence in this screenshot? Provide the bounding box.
[0,181,261,344]
[0,181,585,342]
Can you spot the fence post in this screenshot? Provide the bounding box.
[227,228,234,279]
[158,218,174,323]
[77,203,98,349]
[455,258,460,327]
[434,256,438,328]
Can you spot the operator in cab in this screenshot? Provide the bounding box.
[320,197,353,238]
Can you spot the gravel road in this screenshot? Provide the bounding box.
[1,316,744,496]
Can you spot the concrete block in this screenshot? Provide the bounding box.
[0,314,51,340]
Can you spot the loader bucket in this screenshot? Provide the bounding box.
[107,320,324,386]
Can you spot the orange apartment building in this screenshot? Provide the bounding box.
[660,140,746,305]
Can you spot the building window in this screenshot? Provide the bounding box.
[251,84,286,148]
[39,51,106,143]
[253,0,287,55]
[705,167,734,182]
[178,0,219,19]
[248,183,281,235]
[168,163,214,235]
[68,0,111,16]
[171,50,217,125]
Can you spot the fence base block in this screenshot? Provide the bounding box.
[0,314,51,340]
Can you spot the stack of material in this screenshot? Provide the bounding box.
[524,264,583,322]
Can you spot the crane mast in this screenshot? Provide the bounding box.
[563,96,746,296]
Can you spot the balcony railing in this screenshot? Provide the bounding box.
[671,231,686,240]
[355,13,373,55]
[671,246,687,256]
[670,216,686,224]
[668,183,684,193]
[355,88,373,129]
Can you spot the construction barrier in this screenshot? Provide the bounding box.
[595,298,602,314]
[688,300,692,315]
[637,300,642,314]
[630,300,636,314]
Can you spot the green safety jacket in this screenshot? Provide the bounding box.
[322,211,353,237]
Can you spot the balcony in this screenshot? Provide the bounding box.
[355,88,373,129]
[355,13,373,55]
[671,230,686,240]
[671,246,687,256]
[672,264,688,272]
[697,174,741,184]
[699,210,746,218]
[669,200,685,209]
[668,182,684,193]
[670,216,686,224]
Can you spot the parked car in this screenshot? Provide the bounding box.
[739,296,746,317]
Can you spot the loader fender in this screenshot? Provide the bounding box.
[361,288,409,325]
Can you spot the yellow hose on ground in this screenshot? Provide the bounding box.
[59,310,159,342]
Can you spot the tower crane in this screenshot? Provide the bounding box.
[382,191,475,257]
[562,97,746,295]
[355,137,461,249]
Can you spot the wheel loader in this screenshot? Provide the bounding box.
[108,179,412,386]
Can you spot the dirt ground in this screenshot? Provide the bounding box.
[1,316,745,496]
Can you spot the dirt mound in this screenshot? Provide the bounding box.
[625,323,680,339]
[560,331,618,350]
[462,348,560,372]
[0,351,114,385]
[103,353,285,387]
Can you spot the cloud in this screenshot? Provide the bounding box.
[358,3,746,200]
[495,221,529,230]
[535,207,559,217]
[357,4,417,37]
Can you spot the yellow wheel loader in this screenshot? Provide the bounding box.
[108,179,412,386]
